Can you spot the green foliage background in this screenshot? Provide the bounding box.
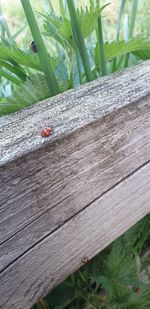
[32,215,150,309]
[1,0,150,116]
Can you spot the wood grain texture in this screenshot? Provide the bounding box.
[0,94,150,245]
[0,162,150,309]
[0,98,150,269]
[1,62,150,245]
[0,62,150,308]
[1,60,150,165]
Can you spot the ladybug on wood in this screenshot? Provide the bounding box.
[82,257,90,264]
[40,127,53,138]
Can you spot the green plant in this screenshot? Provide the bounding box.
[1,0,150,116]
[95,0,107,76]
[124,0,139,68]
[67,0,95,82]
[111,0,126,72]
[32,215,150,309]
[21,0,59,95]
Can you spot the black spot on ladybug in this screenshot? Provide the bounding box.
[30,41,38,53]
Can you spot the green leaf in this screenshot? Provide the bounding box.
[44,282,77,308]
[0,60,27,81]
[43,4,110,48]
[0,44,59,85]
[90,274,110,289]
[0,45,42,71]
[0,68,21,85]
[0,74,51,116]
[76,4,110,39]
[108,279,131,307]
[67,0,94,82]
[95,35,150,71]
[43,12,73,48]
[133,49,150,60]
[124,214,150,252]
[105,35,150,61]
[21,0,59,95]
[106,240,139,286]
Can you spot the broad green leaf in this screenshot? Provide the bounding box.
[43,12,73,47]
[0,45,42,71]
[105,35,150,61]
[76,4,110,39]
[43,4,110,49]
[0,74,51,116]
[0,66,69,117]
[108,279,132,306]
[0,45,59,73]
[133,49,150,60]
[106,240,139,286]
[95,35,150,70]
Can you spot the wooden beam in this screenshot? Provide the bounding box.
[0,162,150,308]
[0,61,150,308]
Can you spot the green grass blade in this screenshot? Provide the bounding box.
[47,0,54,12]
[116,0,126,40]
[96,1,106,76]
[59,0,66,17]
[21,0,59,96]
[129,0,139,38]
[124,0,139,68]
[0,74,51,116]
[0,68,21,85]
[76,48,82,84]
[112,0,126,72]
[0,60,26,80]
[66,0,94,82]
[123,13,129,41]
[0,0,2,15]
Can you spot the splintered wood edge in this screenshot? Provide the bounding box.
[0,162,150,309]
[1,61,150,165]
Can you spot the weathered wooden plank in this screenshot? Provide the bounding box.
[0,62,150,309]
[0,162,150,309]
[0,100,150,270]
[0,63,150,246]
[0,95,150,246]
[1,61,150,165]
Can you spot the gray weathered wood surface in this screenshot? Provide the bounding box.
[0,61,150,308]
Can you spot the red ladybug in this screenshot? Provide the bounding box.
[40,127,53,138]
